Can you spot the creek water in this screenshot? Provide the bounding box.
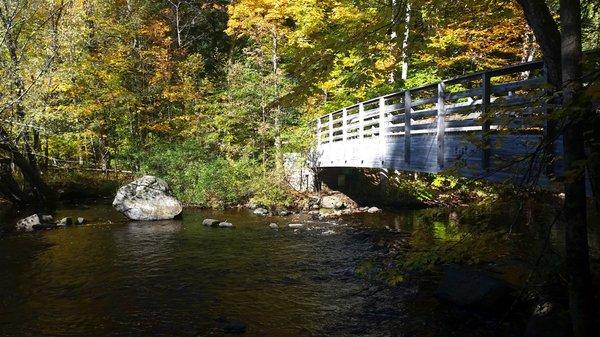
[0,202,532,336]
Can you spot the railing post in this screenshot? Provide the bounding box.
[379,96,386,166]
[316,117,322,145]
[482,72,491,171]
[436,82,446,168]
[541,64,555,176]
[342,108,348,142]
[328,113,334,143]
[404,90,412,163]
[358,103,365,140]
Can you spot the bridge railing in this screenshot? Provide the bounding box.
[316,60,551,169]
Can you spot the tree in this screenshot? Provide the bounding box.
[516,1,595,336]
[0,0,66,206]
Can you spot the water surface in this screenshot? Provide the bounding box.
[0,203,523,337]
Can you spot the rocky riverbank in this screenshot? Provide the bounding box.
[245,190,382,219]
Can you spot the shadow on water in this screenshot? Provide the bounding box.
[2,201,597,336]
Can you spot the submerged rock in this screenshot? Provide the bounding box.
[203,219,221,227]
[223,322,246,334]
[269,223,278,229]
[218,222,234,228]
[216,316,247,334]
[288,223,303,229]
[435,264,513,310]
[32,223,57,230]
[112,175,183,221]
[525,302,571,337]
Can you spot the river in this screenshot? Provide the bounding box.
[1,202,535,336]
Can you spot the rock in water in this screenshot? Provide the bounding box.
[203,219,221,227]
[253,207,269,216]
[288,223,304,229]
[218,222,234,228]
[223,322,246,334]
[16,214,43,232]
[367,207,382,214]
[76,217,86,225]
[57,217,73,227]
[269,223,278,229]
[113,175,183,221]
[435,264,513,310]
[525,302,571,337]
[17,214,52,232]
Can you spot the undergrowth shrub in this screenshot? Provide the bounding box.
[138,141,291,208]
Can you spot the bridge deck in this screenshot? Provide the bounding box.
[315,60,573,185]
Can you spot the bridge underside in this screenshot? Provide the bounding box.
[317,132,564,185]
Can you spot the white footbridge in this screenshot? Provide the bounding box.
[314,60,591,184]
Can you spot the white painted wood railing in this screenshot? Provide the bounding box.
[315,60,554,172]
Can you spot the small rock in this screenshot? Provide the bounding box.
[308,210,320,215]
[16,214,43,232]
[41,214,54,222]
[367,207,382,214]
[288,223,303,229]
[322,229,336,235]
[436,264,513,309]
[76,217,86,225]
[320,195,345,209]
[57,217,73,226]
[269,223,278,229]
[218,222,234,228]
[525,302,571,337]
[203,219,221,227]
[253,207,269,216]
[310,204,320,210]
[278,210,292,216]
[223,322,246,334]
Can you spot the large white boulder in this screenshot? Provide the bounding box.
[113,176,183,221]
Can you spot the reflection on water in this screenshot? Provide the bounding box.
[1,202,591,337]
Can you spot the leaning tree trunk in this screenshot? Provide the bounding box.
[0,127,54,207]
[560,1,594,336]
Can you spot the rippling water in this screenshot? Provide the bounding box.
[0,203,524,337]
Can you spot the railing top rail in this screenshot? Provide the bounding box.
[316,59,548,122]
[315,50,599,123]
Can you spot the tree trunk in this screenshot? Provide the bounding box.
[1,127,54,207]
[272,31,283,177]
[515,0,561,88]
[400,1,411,81]
[388,0,399,83]
[560,1,594,336]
